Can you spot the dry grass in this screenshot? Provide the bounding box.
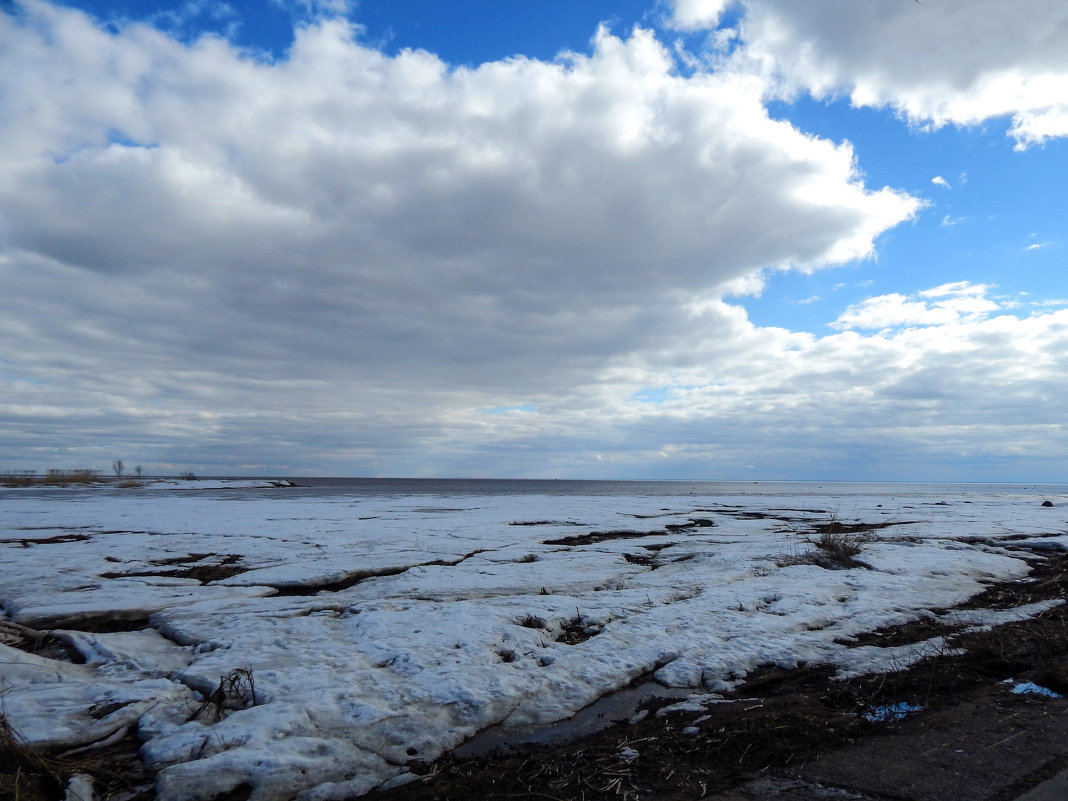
[556,612,601,645]
[1,469,101,487]
[777,515,883,570]
[188,668,258,722]
[808,529,872,558]
[514,613,547,629]
[0,713,148,801]
[0,713,66,801]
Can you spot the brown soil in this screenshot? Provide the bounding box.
[0,533,91,547]
[100,554,247,583]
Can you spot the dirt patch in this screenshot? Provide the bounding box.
[272,551,490,596]
[713,508,819,523]
[509,520,584,527]
[0,621,83,663]
[100,554,247,583]
[271,565,413,595]
[545,520,714,546]
[149,553,214,566]
[837,615,967,648]
[45,615,152,634]
[808,519,908,536]
[666,518,715,531]
[0,533,91,547]
[544,529,669,546]
[956,552,1067,609]
[623,552,694,570]
[376,692,862,801]
[639,542,676,552]
[555,613,602,645]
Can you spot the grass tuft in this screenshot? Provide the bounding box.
[0,713,65,801]
[778,514,879,570]
[188,667,258,722]
[514,613,547,630]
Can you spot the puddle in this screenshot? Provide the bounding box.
[454,682,694,757]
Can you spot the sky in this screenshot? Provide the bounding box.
[1,0,1067,481]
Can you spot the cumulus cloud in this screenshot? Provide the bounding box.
[931,176,950,189]
[2,1,1064,480]
[674,0,1068,148]
[669,0,733,31]
[832,282,1001,331]
[454,290,1068,480]
[0,0,922,473]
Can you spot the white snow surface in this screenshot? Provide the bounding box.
[1,482,1065,800]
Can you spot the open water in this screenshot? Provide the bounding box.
[227,477,1067,501]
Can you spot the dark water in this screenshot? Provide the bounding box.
[205,477,1068,505]
[10,476,1066,503]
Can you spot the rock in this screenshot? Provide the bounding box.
[1042,500,1054,507]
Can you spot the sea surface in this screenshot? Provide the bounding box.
[165,477,1068,501]
[6,477,1064,511]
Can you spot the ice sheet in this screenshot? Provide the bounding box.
[1,484,1063,800]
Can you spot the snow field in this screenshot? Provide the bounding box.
[1,485,1063,800]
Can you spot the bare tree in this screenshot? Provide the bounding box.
[112,459,124,478]
[135,465,143,479]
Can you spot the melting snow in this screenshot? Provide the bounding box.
[1,483,1064,800]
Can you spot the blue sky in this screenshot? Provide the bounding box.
[750,100,1067,331]
[2,0,1067,480]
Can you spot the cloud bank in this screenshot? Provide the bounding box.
[1,0,1066,479]
[673,0,1068,148]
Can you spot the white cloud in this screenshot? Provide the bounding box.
[674,0,1068,148]
[832,282,1001,331]
[0,1,926,476]
[931,175,950,189]
[918,281,993,299]
[3,2,1064,481]
[455,292,1068,480]
[668,0,734,31]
